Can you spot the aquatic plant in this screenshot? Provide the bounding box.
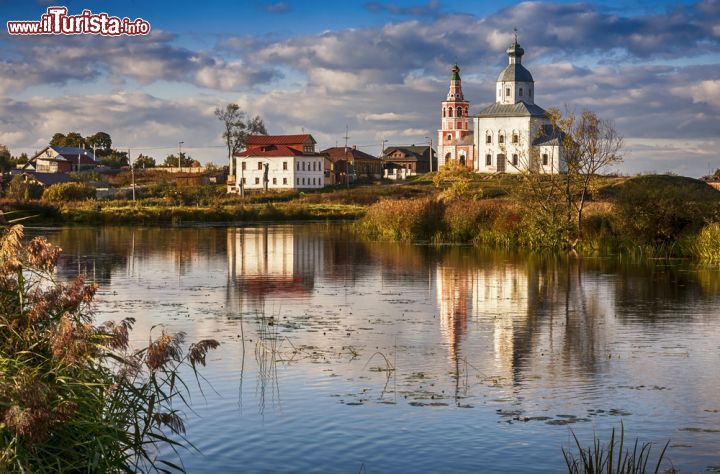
[562,422,672,474]
[693,222,720,263]
[0,224,219,473]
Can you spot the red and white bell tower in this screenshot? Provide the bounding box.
[437,64,474,169]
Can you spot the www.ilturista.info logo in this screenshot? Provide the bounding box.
[7,6,151,36]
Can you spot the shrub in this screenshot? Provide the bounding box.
[4,175,43,201]
[0,225,219,472]
[443,199,503,242]
[613,175,720,245]
[358,197,443,241]
[42,182,96,202]
[694,222,720,263]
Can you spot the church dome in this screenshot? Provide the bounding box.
[497,63,534,83]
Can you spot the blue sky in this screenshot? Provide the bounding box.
[1,0,718,175]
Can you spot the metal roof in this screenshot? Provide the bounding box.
[475,102,547,118]
[497,63,534,83]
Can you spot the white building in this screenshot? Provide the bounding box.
[472,38,565,174]
[231,134,326,193]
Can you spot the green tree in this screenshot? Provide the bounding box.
[100,150,129,168]
[163,153,193,167]
[50,132,86,148]
[10,153,29,168]
[134,154,156,168]
[215,103,267,182]
[0,146,11,172]
[42,182,96,202]
[85,132,112,157]
[5,175,44,201]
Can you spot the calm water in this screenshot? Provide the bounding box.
[31,224,720,473]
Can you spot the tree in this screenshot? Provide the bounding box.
[163,153,193,168]
[50,132,86,148]
[134,154,156,168]
[100,150,129,168]
[0,145,11,172]
[86,132,112,157]
[550,108,623,240]
[215,103,267,185]
[11,152,29,167]
[5,175,44,201]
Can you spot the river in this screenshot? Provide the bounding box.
[31,224,720,473]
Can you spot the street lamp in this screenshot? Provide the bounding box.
[424,136,433,173]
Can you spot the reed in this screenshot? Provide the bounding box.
[563,422,672,474]
[693,222,720,263]
[0,224,219,473]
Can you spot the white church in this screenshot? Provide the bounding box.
[437,37,566,174]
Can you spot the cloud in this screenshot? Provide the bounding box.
[262,2,291,13]
[365,0,440,16]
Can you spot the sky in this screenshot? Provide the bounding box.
[0,0,718,176]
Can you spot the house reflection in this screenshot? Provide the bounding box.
[226,226,322,312]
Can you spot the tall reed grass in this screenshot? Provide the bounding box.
[0,224,219,473]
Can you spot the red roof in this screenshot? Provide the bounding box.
[235,144,305,157]
[246,134,314,146]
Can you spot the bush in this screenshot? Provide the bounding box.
[0,225,219,472]
[613,175,720,244]
[42,182,96,202]
[694,222,720,263]
[358,197,443,241]
[4,175,43,201]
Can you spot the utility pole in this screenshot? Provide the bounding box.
[129,147,136,202]
[343,124,350,188]
[424,136,433,173]
[380,139,387,179]
[178,141,184,173]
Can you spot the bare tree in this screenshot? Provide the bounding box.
[215,104,267,195]
[551,108,623,240]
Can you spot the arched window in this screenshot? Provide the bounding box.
[499,133,505,144]
[448,108,453,117]
[457,108,462,117]
[506,88,510,97]
[459,155,466,166]
[512,133,519,144]
[447,134,451,140]
[485,132,492,144]
[485,154,492,166]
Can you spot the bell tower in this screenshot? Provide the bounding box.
[437,64,471,168]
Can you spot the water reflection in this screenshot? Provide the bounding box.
[29,224,720,473]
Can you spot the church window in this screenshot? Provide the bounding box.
[506,88,510,97]
[459,155,466,166]
[448,108,453,117]
[283,161,288,170]
[542,153,549,166]
[512,154,518,166]
[519,88,523,97]
[499,134,505,144]
[485,154,492,166]
[512,134,519,144]
[255,177,259,184]
[457,108,462,117]
[273,177,277,185]
[447,134,451,141]
[486,134,492,144]
[445,152,451,161]
[258,162,263,170]
[283,178,287,185]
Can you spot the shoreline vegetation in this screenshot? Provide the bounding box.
[2,171,720,262]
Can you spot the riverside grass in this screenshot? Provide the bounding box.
[0,224,219,473]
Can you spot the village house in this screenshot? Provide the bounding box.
[230,134,327,192]
[381,145,436,180]
[321,145,383,183]
[25,146,98,173]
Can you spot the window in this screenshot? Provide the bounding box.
[485,154,492,166]
[457,108,462,117]
[457,121,462,129]
[506,88,510,96]
[257,162,263,170]
[302,162,306,171]
[296,162,300,171]
[304,145,314,153]
[242,177,246,184]
[512,134,519,144]
[447,134,452,140]
[542,153,549,166]
[283,161,287,170]
[253,177,258,184]
[512,154,518,166]
[273,177,277,185]
[312,161,316,171]
[499,134,504,144]
[302,178,306,185]
[296,177,299,185]
[448,108,453,117]
[486,135,492,144]
[519,88,523,97]
[283,177,287,185]
[443,108,446,117]
[241,161,246,170]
